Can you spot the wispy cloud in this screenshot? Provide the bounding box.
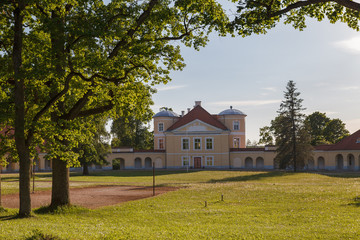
[212,99,281,107]
[262,87,277,92]
[156,85,187,92]
[334,37,360,54]
[339,86,360,91]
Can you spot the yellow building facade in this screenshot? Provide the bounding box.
[2,101,360,172]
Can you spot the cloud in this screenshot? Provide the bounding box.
[156,85,187,92]
[212,99,281,107]
[262,87,277,92]
[334,37,360,54]
[339,86,360,91]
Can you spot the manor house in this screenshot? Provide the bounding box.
[2,101,360,172]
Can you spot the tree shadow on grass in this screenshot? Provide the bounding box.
[34,205,90,215]
[317,172,360,179]
[346,196,360,207]
[208,171,292,183]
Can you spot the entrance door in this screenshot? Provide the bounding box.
[194,157,202,169]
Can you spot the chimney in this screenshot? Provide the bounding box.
[181,110,185,117]
[187,108,191,113]
[195,101,201,107]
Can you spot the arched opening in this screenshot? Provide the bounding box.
[336,154,344,170]
[112,158,125,170]
[145,157,152,168]
[317,157,325,170]
[256,157,264,169]
[134,157,142,169]
[245,157,253,169]
[308,158,315,170]
[45,159,51,170]
[348,154,355,170]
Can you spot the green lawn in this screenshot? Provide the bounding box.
[1,170,360,239]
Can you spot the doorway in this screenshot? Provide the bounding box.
[194,157,202,169]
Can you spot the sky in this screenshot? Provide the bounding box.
[150,11,360,142]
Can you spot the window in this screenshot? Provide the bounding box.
[182,138,190,150]
[158,123,164,132]
[205,156,214,166]
[205,138,213,150]
[194,138,201,150]
[159,138,165,149]
[182,156,190,167]
[233,121,239,130]
[233,137,240,148]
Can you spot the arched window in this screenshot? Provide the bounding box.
[112,158,125,170]
[245,157,253,169]
[336,154,344,170]
[145,157,152,168]
[348,154,355,170]
[256,157,264,169]
[317,157,325,170]
[134,158,142,169]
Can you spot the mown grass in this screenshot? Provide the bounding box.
[1,170,360,239]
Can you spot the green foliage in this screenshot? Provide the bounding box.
[272,81,312,170]
[305,111,349,145]
[232,0,360,37]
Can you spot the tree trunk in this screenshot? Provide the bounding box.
[50,158,70,207]
[82,163,89,176]
[0,169,2,207]
[13,0,31,217]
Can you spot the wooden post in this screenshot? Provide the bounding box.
[152,162,155,196]
[205,201,207,207]
[221,194,224,201]
[32,160,35,194]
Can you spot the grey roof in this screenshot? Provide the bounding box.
[153,110,179,118]
[219,106,246,116]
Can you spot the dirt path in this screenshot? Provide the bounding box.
[2,185,177,209]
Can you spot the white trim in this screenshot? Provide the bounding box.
[167,152,228,156]
[230,132,245,135]
[181,137,190,151]
[233,120,240,130]
[172,119,225,132]
[205,137,214,150]
[193,137,202,150]
[158,138,165,150]
[181,156,191,167]
[205,156,214,166]
[233,137,240,148]
[154,133,166,137]
[158,122,164,132]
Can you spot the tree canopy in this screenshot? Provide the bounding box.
[232,0,360,36]
[304,111,349,145]
[0,0,231,216]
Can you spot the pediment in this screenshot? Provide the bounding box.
[172,119,223,132]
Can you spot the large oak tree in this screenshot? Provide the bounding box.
[0,0,230,216]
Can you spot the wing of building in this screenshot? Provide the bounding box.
[2,101,360,172]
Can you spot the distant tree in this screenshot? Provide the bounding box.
[159,107,174,112]
[304,112,349,145]
[323,118,350,143]
[74,118,111,175]
[275,80,312,171]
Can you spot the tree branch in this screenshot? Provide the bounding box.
[76,102,114,118]
[108,0,159,59]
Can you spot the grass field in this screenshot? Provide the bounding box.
[1,170,360,239]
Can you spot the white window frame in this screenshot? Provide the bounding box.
[181,137,190,150]
[158,122,164,132]
[205,137,214,150]
[182,156,191,167]
[233,121,240,130]
[205,156,214,167]
[193,137,202,150]
[158,138,165,149]
[233,137,240,148]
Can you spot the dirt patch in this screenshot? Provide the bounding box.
[2,185,177,209]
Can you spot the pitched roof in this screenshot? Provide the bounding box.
[166,105,228,131]
[327,129,360,151]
